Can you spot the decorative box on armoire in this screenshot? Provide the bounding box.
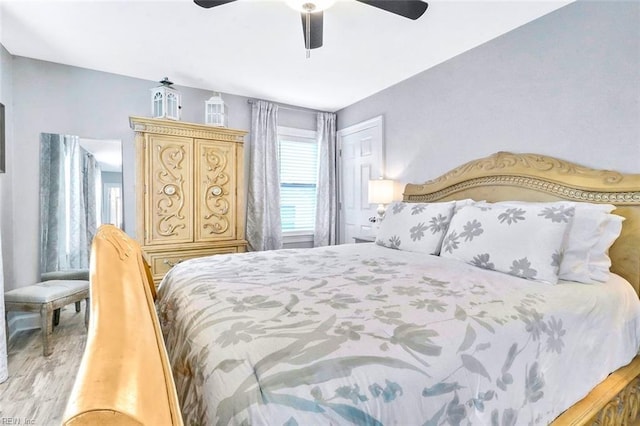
[130,116,248,284]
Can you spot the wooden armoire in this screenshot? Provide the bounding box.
[130,116,247,283]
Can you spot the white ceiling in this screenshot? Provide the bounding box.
[0,0,572,112]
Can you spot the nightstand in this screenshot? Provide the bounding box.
[353,236,376,244]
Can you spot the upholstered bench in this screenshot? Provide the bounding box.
[40,269,90,326]
[5,280,90,356]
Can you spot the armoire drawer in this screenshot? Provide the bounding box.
[147,246,239,281]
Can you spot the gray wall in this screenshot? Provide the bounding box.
[337,1,640,190]
[0,44,14,291]
[6,58,315,290]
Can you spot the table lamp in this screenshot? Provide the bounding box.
[368,178,394,222]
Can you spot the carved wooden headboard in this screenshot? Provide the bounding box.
[403,152,640,294]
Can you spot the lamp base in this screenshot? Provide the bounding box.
[369,204,386,224]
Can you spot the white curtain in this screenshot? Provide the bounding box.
[313,112,338,247]
[247,100,282,251]
[40,135,100,272]
[40,135,67,272]
[68,145,100,269]
[0,199,7,383]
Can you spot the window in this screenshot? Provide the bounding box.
[103,182,123,228]
[278,127,318,234]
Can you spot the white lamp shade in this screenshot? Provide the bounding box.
[368,179,394,204]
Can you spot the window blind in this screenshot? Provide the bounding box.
[279,138,318,232]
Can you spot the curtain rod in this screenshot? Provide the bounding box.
[247,99,323,114]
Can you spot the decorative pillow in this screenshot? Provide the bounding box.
[375,201,455,255]
[440,204,573,284]
[473,201,618,283]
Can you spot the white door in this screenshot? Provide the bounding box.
[337,116,384,244]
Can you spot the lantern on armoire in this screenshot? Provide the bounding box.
[205,92,228,127]
[150,77,181,120]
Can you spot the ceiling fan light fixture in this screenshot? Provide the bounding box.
[194,0,429,58]
[286,0,336,13]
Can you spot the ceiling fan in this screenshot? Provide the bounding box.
[194,0,429,57]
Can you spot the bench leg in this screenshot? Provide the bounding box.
[40,303,54,356]
[84,298,90,329]
[75,301,81,313]
[53,308,60,327]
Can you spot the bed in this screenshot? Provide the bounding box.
[63,151,640,425]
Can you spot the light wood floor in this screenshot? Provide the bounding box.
[0,307,86,424]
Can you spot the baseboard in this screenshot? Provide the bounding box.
[6,312,39,342]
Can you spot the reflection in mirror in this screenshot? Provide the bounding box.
[39,133,123,275]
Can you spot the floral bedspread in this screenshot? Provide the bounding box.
[157,243,640,426]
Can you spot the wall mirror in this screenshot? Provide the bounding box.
[39,133,123,276]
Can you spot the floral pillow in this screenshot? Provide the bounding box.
[375,202,455,255]
[473,201,620,284]
[440,204,573,284]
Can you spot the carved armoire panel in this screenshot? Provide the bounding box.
[146,134,193,245]
[194,139,237,242]
[131,116,247,284]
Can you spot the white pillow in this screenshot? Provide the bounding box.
[375,201,455,255]
[474,201,619,284]
[453,199,478,212]
[588,213,625,282]
[558,207,609,282]
[440,204,572,284]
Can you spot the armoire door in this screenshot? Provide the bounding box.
[194,139,237,242]
[145,134,194,246]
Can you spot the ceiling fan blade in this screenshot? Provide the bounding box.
[301,11,323,49]
[194,0,237,9]
[356,0,428,20]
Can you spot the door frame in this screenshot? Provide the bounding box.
[336,115,384,244]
